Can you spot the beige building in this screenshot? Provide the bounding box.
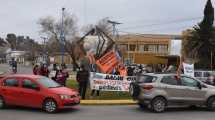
[117,34,181,65]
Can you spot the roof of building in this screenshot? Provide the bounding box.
[117,34,181,43]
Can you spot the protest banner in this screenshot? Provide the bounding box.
[90,72,136,92]
[183,62,194,77]
[96,51,120,73]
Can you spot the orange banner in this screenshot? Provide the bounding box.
[96,51,119,73]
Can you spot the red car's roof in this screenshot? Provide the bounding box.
[2,74,41,79]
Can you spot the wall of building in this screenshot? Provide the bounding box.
[117,34,180,65]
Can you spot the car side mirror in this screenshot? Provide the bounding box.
[197,82,202,90]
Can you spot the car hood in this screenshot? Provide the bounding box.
[48,87,78,95]
[205,84,215,90]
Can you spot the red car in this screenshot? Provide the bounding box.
[0,74,80,113]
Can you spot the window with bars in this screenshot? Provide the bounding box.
[129,44,136,51]
[158,45,168,53]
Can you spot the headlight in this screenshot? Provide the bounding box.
[59,95,71,100]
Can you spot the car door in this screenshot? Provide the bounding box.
[19,78,44,108]
[160,75,185,102]
[1,77,23,106]
[180,76,206,104]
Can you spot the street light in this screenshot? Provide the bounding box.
[40,36,48,64]
[60,7,65,64]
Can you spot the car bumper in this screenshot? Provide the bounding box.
[58,97,80,109]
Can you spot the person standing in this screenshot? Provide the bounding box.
[56,63,69,86]
[76,65,89,100]
[39,64,49,77]
[11,58,17,74]
[50,63,59,81]
[33,64,40,75]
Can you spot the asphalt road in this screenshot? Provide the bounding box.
[0,64,33,74]
[0,105,215,120]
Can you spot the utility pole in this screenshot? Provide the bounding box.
[60,7,65,64]
[107,20,122,41]
[107,20,124,62]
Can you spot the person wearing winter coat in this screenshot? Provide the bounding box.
[76,65,89,100]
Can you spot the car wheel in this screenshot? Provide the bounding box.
[43,99,58,113]
[207,97,215,111]
[129,83,140,99]
[0,96,5,109]
[151,97,166,113]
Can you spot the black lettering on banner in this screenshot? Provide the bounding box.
[98,85,122,91]
[105,75,124,80]
[127,76,137,82]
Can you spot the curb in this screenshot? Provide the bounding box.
[80,100,137,105]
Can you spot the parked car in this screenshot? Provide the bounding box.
[129,73,215,113]
[0,74,80,113]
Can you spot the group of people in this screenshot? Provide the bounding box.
[126,64,177,76]
[33,63,69,86]
[112,65,127,76]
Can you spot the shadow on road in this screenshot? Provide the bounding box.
[1,106,81,114]
[131,105,211,113]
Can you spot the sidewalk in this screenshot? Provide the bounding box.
[80,100,137,105]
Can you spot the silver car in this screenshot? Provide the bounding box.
[129,73,215,112]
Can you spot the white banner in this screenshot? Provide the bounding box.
[183,62,194,77]
[89,72,136,91]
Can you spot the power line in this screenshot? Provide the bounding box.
[120,16,202,30]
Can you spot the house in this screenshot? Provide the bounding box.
[6,50,27,64]
[117,34,181,65]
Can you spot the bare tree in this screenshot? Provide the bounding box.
[82,17,112,36]
[0,37,7,47]
[38,11,79,68]
[6,33,17,50]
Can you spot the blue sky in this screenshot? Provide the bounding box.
[0,0,212,42]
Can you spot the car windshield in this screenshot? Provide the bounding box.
[37,77,62,88]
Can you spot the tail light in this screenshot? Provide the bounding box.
[142,85,154,90]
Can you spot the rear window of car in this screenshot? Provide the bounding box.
[137,75,157,83]
[161,76,180,85]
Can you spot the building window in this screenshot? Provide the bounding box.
[144,45,149,51]
[158,45,168,53]
[138,45,144,52]
[118,44,128,51]
[129,44,136,51]
[148,45,157,52]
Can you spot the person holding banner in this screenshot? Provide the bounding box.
[76,65,89,100]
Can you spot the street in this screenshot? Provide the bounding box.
[0,105,215,120]
[0,64,33,74]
